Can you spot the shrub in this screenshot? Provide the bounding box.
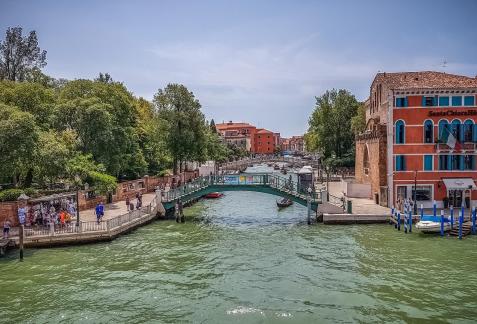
[0,189,25,202]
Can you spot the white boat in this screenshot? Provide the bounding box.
[415,215,451,233]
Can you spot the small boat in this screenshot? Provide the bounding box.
[205,192,223,199]
[277,198,293,208]
[415,215,451,233]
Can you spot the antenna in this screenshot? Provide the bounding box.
[442,59,448,68]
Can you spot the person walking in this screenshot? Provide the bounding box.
[99,201,104,221]
[126,196,130,212]
[95,203,102,224]
[3,218,11,239]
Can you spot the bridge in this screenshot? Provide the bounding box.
[219,156,319,172]
[160,174,323,213]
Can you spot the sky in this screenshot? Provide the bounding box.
[1,0,477,137]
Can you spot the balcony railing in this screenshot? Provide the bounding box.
[435,142,477,152]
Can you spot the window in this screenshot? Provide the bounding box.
[396,155,406,171]
[464,96,475,106]
[452,96,462,106]
[395,120,405,144]
[439,120,450,142]
[452,155,461,170]
[363,146,369,175]
[412,186,432,201]
[439,96,449,106]
[424,155,433,171]
[423,96,436,107]
[464,120,473,142]
[439,155,450,170]
[424,120,433,143]
[397,186,407,200]
[451,120,462,142]
[396,97,407,107]
[464,155,474,170]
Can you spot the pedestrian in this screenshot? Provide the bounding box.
[95,203,101,224]
[3,218,11,239]
[99,201,104,221]
[126,196,130,212]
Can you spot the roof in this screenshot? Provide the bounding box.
[374,71,477,90]
[256,128,274,134]
[216,122,255,130]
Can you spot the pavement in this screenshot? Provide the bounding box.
[326,181,392,215]
[79,193,156,222]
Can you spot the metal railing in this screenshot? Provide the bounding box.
[160,174,322,203]
[23,198,157,239]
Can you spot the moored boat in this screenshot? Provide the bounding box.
[205,192,224,199]
[415,215,451,233]
[277,198,293,208]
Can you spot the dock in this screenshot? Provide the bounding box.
[323,213,388,224]
[0,239,15,256]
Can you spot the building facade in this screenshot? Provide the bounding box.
[355,71,477,208]
[216,121,278,154]
[281,135,305,154]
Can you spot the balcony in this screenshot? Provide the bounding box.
[436,142,477,153]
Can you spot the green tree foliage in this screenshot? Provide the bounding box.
[0,27,47,81]
[306,89,359,168]
[351,103,366,135]
[153,84,208,174]
[0,104,39,185]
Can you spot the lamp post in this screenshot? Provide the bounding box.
[413,170,418,215]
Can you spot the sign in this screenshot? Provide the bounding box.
[224,175,238,185]
[428,110,477,117]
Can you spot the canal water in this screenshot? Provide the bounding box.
[1,191,477,323]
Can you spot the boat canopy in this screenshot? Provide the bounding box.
[442,178,477,190]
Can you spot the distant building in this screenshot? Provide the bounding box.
[216,121,278,154]
[355,71,477,208]
[281,135,305,154]
[255,128,275,154]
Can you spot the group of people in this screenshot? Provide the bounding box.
[396,196,415,213]
[125,192,143,212]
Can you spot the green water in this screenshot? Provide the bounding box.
[1,191,477,323]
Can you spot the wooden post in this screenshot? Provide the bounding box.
[440,210,445,237]
[307,196,311,225]
[19,224,24,261]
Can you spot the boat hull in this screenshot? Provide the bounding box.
[415,221,451,233]
[204,192,223,199]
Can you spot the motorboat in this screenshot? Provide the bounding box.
[277,198,293,208]
[205,192,224,199]
[415,215,451,233]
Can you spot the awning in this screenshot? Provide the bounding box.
[443,178,477,190]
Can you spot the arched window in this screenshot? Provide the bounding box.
[464,120,473,142]
[451,119,462,142]
[438,120,449,142]
[395,120,405,144]
[424,120,433,143]
[363,145,369,175]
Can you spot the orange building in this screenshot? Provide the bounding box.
[355,71,477,208]
[215,121,278,154]
[254,128,276,154]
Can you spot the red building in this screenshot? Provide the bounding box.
[355,71,477,208]
[216,121,278,154]
[254,128,275,154]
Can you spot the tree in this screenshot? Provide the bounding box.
[0,104,39,186]
[0,27,47,81]
[153,84,207,174]
[210,118,218,133]
[351,103,366,135]
[95,72,113,83]
[306,89,359,168]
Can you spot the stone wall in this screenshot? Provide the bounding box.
[355,127,387,204]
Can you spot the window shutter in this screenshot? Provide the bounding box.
[404,97,408,107]
[433,96,438,106]
[421,96,426,107]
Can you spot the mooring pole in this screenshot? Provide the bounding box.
[19,224,24,261]
[450,206,454,230]
[408,208,412,233]
[472,207,476,235]
[307,197,311,225]
[440,210,445,237]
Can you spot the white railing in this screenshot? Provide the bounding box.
[23,201,155,239]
